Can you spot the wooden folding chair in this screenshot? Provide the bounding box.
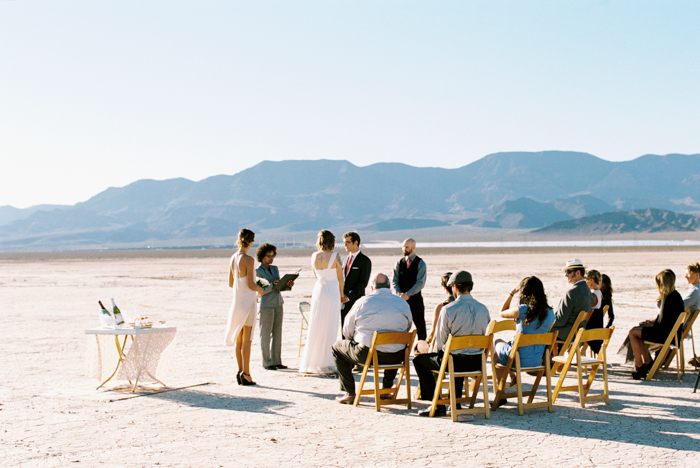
[580,306,610,358]
[491,331,558,415]
[354,330,416,412]
[551,310,588,374]
[428,334,492,421]
[483,319,516,383]
[661,308,699,375]
[552,327,614,407]
[298,301,310,357]
[644,310,688,381]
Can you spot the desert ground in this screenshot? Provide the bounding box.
[1,247,700,467]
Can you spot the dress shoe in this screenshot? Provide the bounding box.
[275,364,288,370]
[632,362,653,380]
[380,393,394,401]
[336,394,355,404]
[264,365,277,370]
[418,405,447,417]
[236,371,242,385]
[240,373,257,386]
[689,356,700,368]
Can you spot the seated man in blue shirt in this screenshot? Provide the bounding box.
[332,273,413,404]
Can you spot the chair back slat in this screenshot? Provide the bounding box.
[486,319,516,335]
[371,331,416,346]
[511,331,558,348]
[579,327,614,343]
[445,334,492,353]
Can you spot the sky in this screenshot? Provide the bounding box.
[1,1,699,208]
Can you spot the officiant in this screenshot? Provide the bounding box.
[256,243,295,370]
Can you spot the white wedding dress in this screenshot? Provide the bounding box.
[299,251,341,374]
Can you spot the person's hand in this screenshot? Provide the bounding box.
[341,295,349,304]
[272,280,279,285]
[287,280,295,288]
[400,293,409,301]
[426,331,434,343]
[511,288,519,296]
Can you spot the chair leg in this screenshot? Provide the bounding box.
[515,356,524,416]
[602,356,609,404]
[405,362,412,410]
[645,350,665,381]
[527,371,544,405]
[393,367,405,399]
[552,366,568,404]
[482,373,490,419]
[582,364,599,399]
[373,358,381,412]
[576,358,585,408]
[545,355,553,413]
[354,364,370,407]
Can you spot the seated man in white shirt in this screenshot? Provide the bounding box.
[332,273,413,404]
[413,270,491,417]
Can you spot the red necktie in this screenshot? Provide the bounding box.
[406,257,411,268]
[346,255,353,275]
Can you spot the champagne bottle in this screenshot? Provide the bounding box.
[111,298,125,326]
[98,300,114,327]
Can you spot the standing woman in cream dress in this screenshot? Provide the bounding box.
[299,230,344,374]
[225,229,263,385]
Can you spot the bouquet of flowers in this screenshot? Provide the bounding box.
[255,277,270,289]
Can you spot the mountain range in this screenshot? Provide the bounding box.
[2,151,700,250]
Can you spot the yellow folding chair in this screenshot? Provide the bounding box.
[298,301,310,357]
[428,334,492,421]
[491,331,558,415]
[660,308,698,375]
[580,305,610,358]
[552,310,588,374]
[645,310,688,381]
[354,330,416,412]
[552,327,614,407]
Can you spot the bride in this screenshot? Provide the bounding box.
[299,230,344,374]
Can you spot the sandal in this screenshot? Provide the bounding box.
[241,373,257,386]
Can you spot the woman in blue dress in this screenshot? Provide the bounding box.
[494,276,556,386]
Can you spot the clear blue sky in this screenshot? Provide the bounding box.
[1,1,699,208]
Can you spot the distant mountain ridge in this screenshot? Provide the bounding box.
[535,208,700,234]
[2,151,700,250]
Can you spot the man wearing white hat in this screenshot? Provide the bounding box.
[552,259,594,341]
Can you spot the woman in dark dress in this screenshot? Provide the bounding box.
[627,269,685,380]
[587,273,615,354]
[414,272,453,355]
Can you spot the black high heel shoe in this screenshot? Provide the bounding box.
[236,371,242,385]
[632,362,653,380]
[240,372,257,386]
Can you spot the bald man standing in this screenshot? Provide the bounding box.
[392,238,427,340]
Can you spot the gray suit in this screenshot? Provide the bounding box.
[553,279,594,341]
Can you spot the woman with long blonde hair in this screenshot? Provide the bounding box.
[627,269,684,380]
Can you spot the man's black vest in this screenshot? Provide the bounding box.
[398,255,422,297]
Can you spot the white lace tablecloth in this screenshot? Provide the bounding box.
[85,327,177,383]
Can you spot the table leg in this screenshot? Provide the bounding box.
[97,335,129,390]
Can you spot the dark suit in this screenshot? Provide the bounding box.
[341,251,372,327]
[553,279,594,341]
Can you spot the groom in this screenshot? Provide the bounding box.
[341,231,372,327]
